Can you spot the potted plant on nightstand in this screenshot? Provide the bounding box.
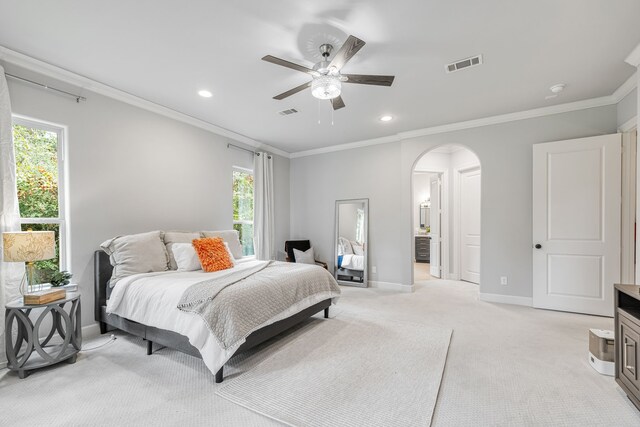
[49,270,75,291]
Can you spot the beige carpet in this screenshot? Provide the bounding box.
[2,280,640,426]
[216,313,452,426]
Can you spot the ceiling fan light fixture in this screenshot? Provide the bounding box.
[311,75,341,100]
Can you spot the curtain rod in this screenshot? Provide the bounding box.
[227,143,271,158]
[5,73,87,103]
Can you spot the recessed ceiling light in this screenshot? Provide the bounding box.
[379,115,393,122]
[198,90,213,98]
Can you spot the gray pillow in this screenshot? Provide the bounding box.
[164,231,201,270]
[100,230,169,284]
[201,230,244,259]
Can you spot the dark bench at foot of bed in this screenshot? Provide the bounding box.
[94,250,332,383]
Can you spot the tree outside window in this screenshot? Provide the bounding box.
[12,121,65,282]
[232,169,254,256]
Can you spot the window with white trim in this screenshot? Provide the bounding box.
[232,167,254,256]
[12,117,67,280]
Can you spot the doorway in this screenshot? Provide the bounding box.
[412,145,481,284]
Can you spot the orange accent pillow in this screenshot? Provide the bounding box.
[192,237,234,272]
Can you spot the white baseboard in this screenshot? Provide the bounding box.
[369,281,414,293]
[479,292,532,307]
[82,323,102,339]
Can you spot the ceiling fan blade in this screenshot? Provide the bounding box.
[343,74,395,86]
[329,35,366,70]
[262,55,319,76]
[273,81,311,100]
[331,96,346,110]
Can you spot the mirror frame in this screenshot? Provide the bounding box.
[334,198,369,288]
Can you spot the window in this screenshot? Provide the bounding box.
[232,168,254,256]
[12,117,67,281]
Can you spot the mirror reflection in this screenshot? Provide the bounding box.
[335,198,368,287]
[419,200,430,229]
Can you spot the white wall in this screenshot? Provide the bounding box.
[7,78,290,328]
[291,105,618,298]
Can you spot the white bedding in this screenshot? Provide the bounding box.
[106,259,338,375]
[340,254,365,271]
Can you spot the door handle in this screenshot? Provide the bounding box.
[535,244,542,249]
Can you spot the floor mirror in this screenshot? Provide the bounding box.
[334,198,368,287]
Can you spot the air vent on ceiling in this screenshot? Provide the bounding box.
[278,108,299,116]
[445,55,483,73]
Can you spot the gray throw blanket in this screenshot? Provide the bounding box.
[177,261,341,350]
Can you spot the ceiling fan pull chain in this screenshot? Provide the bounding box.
[331,104,334,126]
[317,99,321,125]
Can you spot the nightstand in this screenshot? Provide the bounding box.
[4,292,82,378]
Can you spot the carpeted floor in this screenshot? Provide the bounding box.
[1,280,639,426]
[216,313,451,426]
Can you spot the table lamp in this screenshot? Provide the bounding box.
[2,230,56,295]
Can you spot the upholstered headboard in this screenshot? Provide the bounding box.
[94,250,113,323]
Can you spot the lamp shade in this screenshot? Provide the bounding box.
[2,231,56,262]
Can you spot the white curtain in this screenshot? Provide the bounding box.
[254,152,275,260]
[0,65,24,360]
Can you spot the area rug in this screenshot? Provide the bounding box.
[216,313,453,426]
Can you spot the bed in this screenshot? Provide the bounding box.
[337,236,365,282]
[94,250,341,382]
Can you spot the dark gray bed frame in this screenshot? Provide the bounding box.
[93,250,331,383]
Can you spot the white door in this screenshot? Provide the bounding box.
[533,134,621,316]
[430,176,441,278]
[460,168,481,284]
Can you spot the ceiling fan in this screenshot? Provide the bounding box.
[262,35,395,110]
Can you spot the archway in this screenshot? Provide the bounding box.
[411,144,481,285]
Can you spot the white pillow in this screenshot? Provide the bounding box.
[201,230,243,259]
[339,237,353,255]
[164,231,201,270]
[224,242,236,266]
[293,247,315,265]
[351,241,364,256]
[172,242,236,271]
[171,243,202,271]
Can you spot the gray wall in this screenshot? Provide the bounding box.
[618,88,637,128]
[7,79,290,327]
[290,142,403,285]
[291,105,618,298]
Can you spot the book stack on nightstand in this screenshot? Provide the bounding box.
[24,288,66,305]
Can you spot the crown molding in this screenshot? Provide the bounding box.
[1,44,636,162]
[626,42,640,68]
[289,134,400,159]
[0,45,290,159]
[611,72,637,102]
[291,95,617,158]
[618,116,637,133]
[291,72,636,158]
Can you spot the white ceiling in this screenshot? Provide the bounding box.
[0,0,639,153]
